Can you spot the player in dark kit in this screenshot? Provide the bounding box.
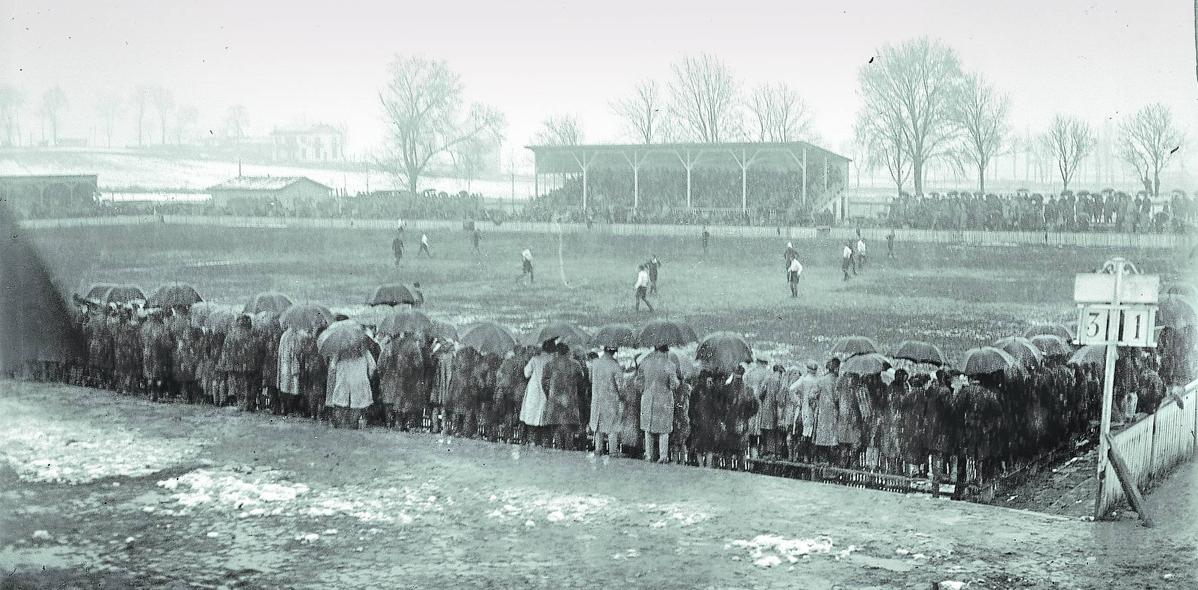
[472,228,482,254]
[391,234,403,266]
[646,255,660,295]
[701,226,710,255]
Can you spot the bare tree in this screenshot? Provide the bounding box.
[379,55,505,197]
[451,136,496,192]
[0,84,23,146]
[40,86,67,146]
[857,37,963,195]
[746,82,812,142]
[611,79,666,144]
[223,104,249,143]
[534,114,584,146]
[854,108,909,194]
[131,85,153,147]
[668,53,740,143]
[95,94,122,148]
[1041,115,1095,192]
[149,86,174,144]
[1118,103,1181,197]
[174,105,199,145]
[950,73,1009,193]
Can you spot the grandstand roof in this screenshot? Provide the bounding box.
[206,176,331,192]
[526,141,849,174]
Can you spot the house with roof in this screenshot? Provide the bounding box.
[271,124,345,163]
[206,176,333,211]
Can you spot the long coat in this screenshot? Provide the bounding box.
[327,352,375,409]
[519,354,551,426]
[172,329,201,383]
[114,321,142,376]
[541,354,586,426]
[85,315,114,370]
[277,328,304,395]
[494,350,533,422]
[588,355,624,434]
[835,376,872,448]
[788,373,819,437]
[140,321,173,381]
[379,335,428,412]
[430,346,455,407]
[810,373,840,447]
[296,332,326,411]
[689,371,757,454]
[743,364,771,436]
[755,371,786,431]
[637,351,681,434]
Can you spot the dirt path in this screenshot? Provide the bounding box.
[1,382,1194,589]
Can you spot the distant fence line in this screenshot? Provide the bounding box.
[18,214,1195,250]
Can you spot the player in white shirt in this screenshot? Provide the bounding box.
[841,242,854,281]
[516,248,534,284]
[634,265,654,312]
[855,237,867,271]
[418,233,431,257]
[787,257,803,298]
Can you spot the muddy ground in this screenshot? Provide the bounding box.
[1,382,1194,590]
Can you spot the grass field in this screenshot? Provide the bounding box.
[27,222,1192,365]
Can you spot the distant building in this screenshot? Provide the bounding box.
[206,176,333,211]
[271,124,345,163]
[0,174,98,217]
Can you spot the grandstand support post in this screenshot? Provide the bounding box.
[570,151,592,211]
[620,151,641,210]
[802,148,808,208]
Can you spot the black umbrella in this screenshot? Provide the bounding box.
[830,335,881,357]
[1022,323,1074,341]
[377,309,433,337]
[243,291,294,314]
[429,319,459,342]
[460,322,518,357]
[1030,334,1072,357]
[891,340,946,366]
[83,283,118,301]
[960,346,1016,376]
[102,285,147,304]
[527,322,591,348]
[841,352,891,375]
[994,336,1043,367]
[367,284,417,306]
[1068,344,1110,369]
[147,284,203,308]
[696,332,752,373]
[317,319,370,357]
[1157,295,1196,329]
[279,303,335,331]
[637,319,698,348]
[593,324,640,349]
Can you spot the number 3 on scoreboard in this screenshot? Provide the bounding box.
[1085,309,1108,340]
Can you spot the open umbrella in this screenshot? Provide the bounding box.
[252,311,280,332]
[841,352,891,375]
[460,322,518,357]
[527,322,592,348]
[960,346,1017,376]
[279,303,334,332]
[103,285,147,304]
[637,319,698,348]
[353,306,395,328]
[188,301,219,328]
[1157,295,1196,329]
[147,283,203,308]
[1022,323,1074,341]
[243,291,293,314]
[1030,334,1073,357]
[429,319,459,342]
[696,332,753,373]
[994,336,1043,367]
[317,319,370,357]
[593,324,640,349]
[377,309,433,337]
[367,284,417,306]
[83,283,118,301]
[830,335,881,357]
[891,340,946,366]
[1068,344,1111,369]
[204,308,237,333]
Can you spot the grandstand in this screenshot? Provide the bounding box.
[527,142,849,223]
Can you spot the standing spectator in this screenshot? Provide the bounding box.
[140,310,174,401]
[758,365,787,457]
[418,233,432,257]
[634,264,654,312]
[787,361,820,461]
[646,254,661,295]
[277,325,305,415]
[810,358,840,463]
[588,346,625,457]
[327,344,376,429]
[517,248,535,284]
[218,315,261,412]
[520,340,554,445]
[173,327,203,404]
[743,359,770,459]
[637,345,681,463]
[298,328,327,422]
[787,257,803,298]
[542,341,586,449]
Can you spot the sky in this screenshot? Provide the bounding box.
[2,0,1195,172]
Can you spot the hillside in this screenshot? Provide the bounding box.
[0,148,535,199]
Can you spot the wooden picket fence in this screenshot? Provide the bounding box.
[1097,380,1198,517]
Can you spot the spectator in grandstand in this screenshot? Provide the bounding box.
[634,265,654,312]
[787,256,803,298]
[646,254,661,295]
[517,248,535,284]
[392,233,403,266]
[418,233,432,257]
